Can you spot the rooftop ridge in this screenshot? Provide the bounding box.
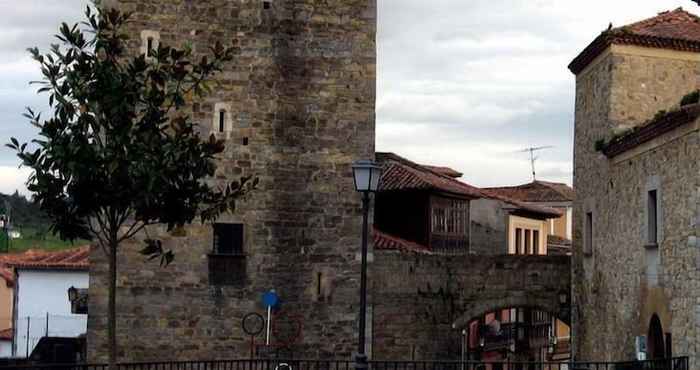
[569,8,700,74]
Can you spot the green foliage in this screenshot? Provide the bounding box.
[6,5,256,258]
[680,90,700,107]
[594,139,606,152]
[4,228,88,252]
[652,110,667,121]
[0,191,50,230]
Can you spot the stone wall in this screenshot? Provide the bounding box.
[88,0,376,362]
[572,45,700,364]
[371,252,570,360]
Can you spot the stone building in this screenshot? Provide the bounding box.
[570,7,700,365]
[370,153,570,361]
[374,152,562,256]
[88,0,376,362]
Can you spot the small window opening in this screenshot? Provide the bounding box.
[219,110,226,133]
[147,37,154,54]
[648,190,658,245]
[317,272,323,297]
[243,137,249,146]
[263,1,271,9]
[584,212,593,255]
[533,230,539,255]
[515,228,522,255]
[213,223,244,255]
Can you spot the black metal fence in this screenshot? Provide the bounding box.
[0,358,689,370]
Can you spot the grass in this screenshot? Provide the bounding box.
[0,227,89,253]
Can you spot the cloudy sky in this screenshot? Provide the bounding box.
[0,0,692,195]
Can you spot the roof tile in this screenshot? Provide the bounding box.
[373,228,433,254]
[376,152,562,218]
[569,8,700,74]
[602,104,700,157]
[486,181,574,203]
[0,246,90,280]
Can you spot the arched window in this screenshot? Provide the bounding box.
[140,30,160,60]
[212,102,232,137]
[219,110,226,133]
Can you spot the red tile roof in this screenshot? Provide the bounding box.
[376,152,483,199]
[0,246,90,279]
[0,328,11,341]
[486,181,574,203]
[373,228,433,254]
[420,165,463,178]
[569,8,700,74]
[376,152,562,218]
[602,104,700,157]
[479,190,563,218]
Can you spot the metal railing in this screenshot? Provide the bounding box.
[0,357,688,370]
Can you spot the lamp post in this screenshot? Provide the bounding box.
[351,160,382,368]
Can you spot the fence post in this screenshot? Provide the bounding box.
[26,316,30,358]
[45,312,49,337]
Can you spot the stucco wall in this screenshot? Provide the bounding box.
[508,215,547,255]
[0,340,10,358]
[573,44,700,364]
[0,283,13,332]
[470,198,508,255]
[13,269,89,358]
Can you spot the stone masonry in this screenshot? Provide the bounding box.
[371,252,570,360]
[572,35,700,365]
[88,0,376,362]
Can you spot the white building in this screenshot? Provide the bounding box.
[8,247,89,358]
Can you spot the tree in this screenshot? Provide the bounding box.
[6,5,256,367]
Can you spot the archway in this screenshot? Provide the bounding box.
[456,305,571,364]
[647,314,665,360]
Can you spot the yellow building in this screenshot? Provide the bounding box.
[486,181,574,243]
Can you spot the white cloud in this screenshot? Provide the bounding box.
[0,166,30,196]
[377,0,690,187]
[0,0,695,192]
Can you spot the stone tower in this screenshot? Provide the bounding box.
[88,0,376,362]
[571,8,700,363]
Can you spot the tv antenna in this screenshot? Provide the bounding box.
[515,146,554,181]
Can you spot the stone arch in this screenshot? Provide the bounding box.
[452,293,569,329]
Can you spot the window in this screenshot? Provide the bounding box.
[430,196,469,251]
[584,212,593,256]
[140,30,160,60]
[647,190,658,245]
[525,230,531,254]
[209,223,246,286]
[219,110,226,133]
[212,103,232,135]
[515,228,522,255]
[263,0,272,9]
[213,223,244,255]
[533,230,539,255]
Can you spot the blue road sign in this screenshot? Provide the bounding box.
[262,290,279,308]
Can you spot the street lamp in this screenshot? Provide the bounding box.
[351,160,382,368]
[68,286,79,302]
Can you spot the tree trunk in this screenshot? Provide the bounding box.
[108,240,118,369]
